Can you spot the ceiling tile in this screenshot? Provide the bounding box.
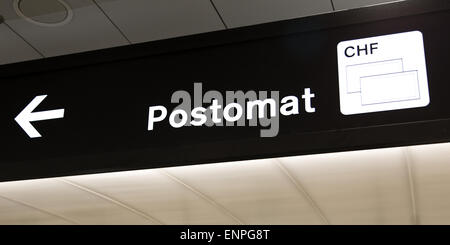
[165,159,324,224]
[0,178,153,224]
[0,0,128,57]
[407,143,450,224]
[0,195,70,224]
[279,147,413,224]
[0,24,41,65]
[67,170,239,224]
[95,0,225,43]
[212,0,333,28]
[332,0,399,10]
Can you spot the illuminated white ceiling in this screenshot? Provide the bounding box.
[0,0,400,65]
[0,142,449,225]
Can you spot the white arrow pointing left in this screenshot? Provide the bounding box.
[15,95,65,138]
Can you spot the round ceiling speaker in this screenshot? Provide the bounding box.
[13,0,73,27]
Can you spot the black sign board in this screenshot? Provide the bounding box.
[1,0,450,181]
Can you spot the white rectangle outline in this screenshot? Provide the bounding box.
[345,58,404,94]
[359,70,421,106]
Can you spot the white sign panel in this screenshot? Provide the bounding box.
[337,31,429,115]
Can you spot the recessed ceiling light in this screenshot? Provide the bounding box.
[13,0,73,27]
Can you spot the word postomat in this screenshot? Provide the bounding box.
[148,83,316,137]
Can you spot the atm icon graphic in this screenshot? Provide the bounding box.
[337,31,430,115]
